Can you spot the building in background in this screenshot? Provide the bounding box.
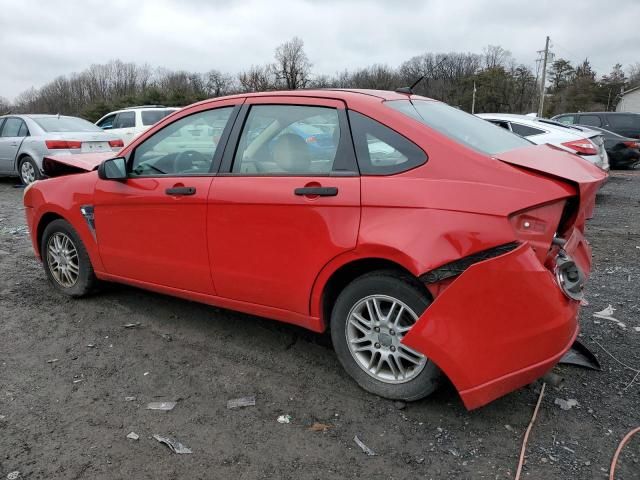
[617,86,640,113]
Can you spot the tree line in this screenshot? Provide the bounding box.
[1,37,639,122]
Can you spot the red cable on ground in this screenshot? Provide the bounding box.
[609,426,640,480]
[514,382,547,480]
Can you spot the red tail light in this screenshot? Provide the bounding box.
[561,139,597,155]
[45,140,82,149]
[623,141,640,149]
[509,200,566,263]
[109,139,124,148]
[305,136,317,144]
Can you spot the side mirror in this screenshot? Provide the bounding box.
[98,157,127,180]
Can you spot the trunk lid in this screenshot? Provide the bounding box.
[496,143,607,226]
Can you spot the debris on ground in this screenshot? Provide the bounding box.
[161,333,172,342]
[226,396,256,409]
[277,414,292,424]
[593,305,626,329]
[6,472,21,480]
[354,435,377,456]
[309,422,332,432]
[122,322,142,329]
[0,225,28,236]
[153,434,192,454]
[46,358,58,364]
[146,401,177,411]
[143,372,149,376]
[124,396,136,402]
[86,344,96,348]
[126,432,139,440]
[554,398,579,410]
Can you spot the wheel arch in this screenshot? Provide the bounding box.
[36,212,67,256]
[313,254,429,332]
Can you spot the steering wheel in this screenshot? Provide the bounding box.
[173,150,209,173]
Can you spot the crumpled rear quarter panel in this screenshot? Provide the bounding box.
[401,243,579,409]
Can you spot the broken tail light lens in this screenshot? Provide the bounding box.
[561,139,598,156]
[623,141,640,149]
[509,200,566,263]
[45,140,82,149]
[109,139,125,148]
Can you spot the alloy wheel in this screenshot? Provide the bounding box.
[21,161,36,184]
[46,232,80,288]
[345,294,427,384]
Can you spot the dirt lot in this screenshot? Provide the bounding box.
[0,171,639,480]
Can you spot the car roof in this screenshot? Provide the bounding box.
[185,89,435,109]
[0,114,80,119]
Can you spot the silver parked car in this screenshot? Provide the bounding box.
[0,114,124,185]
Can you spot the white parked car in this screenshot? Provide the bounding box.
[95,106,180,145]
[477,113,609,171]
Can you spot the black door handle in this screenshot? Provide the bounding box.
[165,186,196,196]
[294,186,338,197]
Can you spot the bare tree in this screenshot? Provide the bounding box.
[237,65,275,92]
[205,69,236,97]
[273,37,312,89]
[0,96,11,114]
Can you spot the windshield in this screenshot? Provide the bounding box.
[386,100,532,155]
[34,116,102,133]
[141,109,176,126]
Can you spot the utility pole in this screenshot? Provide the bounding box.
[537,36,550,117]
[471,81,476,114]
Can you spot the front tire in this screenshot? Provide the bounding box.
[19,156,41,185]
[41,219,96,297]
[330,271,441,401]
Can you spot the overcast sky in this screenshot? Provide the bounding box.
[1,0,638,100]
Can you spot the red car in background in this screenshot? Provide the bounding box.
[23,89,606,409]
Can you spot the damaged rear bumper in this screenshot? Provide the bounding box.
[401,242,580,410]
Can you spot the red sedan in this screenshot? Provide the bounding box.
[23,90,606,409]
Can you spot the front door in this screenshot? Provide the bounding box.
[208,97,361,315]
[94,103,239,294]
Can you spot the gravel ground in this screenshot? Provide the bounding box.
[0,171,639,480]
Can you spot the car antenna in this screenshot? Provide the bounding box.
[395,56,448,95]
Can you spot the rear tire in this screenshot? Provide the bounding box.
[41,219,96,297]
[330,270,441,401]
[18,156,41,185]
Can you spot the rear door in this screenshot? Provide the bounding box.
[208,97,361,315]
[0,118,28,173]
[94,101,241,293]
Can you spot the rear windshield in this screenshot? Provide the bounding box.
[141,109,176,126]
[34,116,102,133]
[386,100,532,155]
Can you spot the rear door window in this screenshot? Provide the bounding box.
[141,109,176,126]
[113,111,136,129]
[509,123,546,137]
[579,115,602,127]
[349,111,427,175]
[232,105,341,175]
